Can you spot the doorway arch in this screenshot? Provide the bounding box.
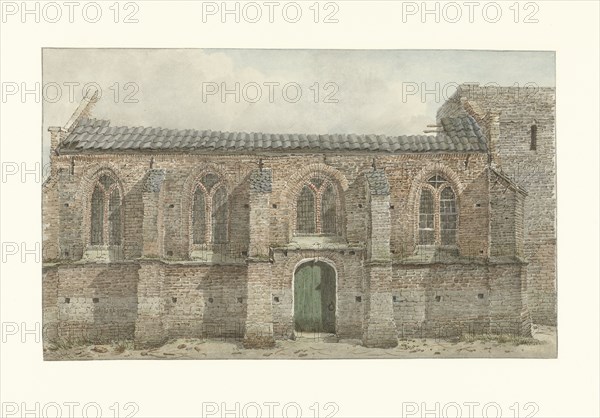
[293,259,337,333]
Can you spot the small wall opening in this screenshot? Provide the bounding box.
[530,124,538,151]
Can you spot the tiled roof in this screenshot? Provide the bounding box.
[57,116,487,154]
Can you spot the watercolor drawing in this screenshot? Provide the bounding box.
[42,49,556,359]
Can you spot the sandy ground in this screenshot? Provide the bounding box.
[44,325,556,360]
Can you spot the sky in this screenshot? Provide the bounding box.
[42,49,555,163]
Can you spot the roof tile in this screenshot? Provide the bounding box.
[60,116,488,154]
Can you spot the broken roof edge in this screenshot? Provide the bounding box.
[48,89,99,135]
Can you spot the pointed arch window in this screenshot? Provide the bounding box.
[418,189,435,245]
[440,187,457,245]
[212,186,228,244]
[296,177,339,235]
[418,175,458,246]
[192,188,206,244]
[297,186,316,234]
[320,183,337,235]
[192,173,228,245]
[90,174,122,245]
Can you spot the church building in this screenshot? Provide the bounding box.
[42,84,556,349]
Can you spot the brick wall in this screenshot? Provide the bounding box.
[162,263,248,340]
[490,170,526,259]
[42,129,534,347]
[44,151,493,263]
[392,262,529,338]
[44,263,139,344]
[438,84,556,325]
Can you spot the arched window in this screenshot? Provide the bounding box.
[212,186,228,244]
[192,188,206,244]
[296,177,339,235]
[418,175,458,246]
[192,173,228,245]
[90,174,122,245]
[440,187,457,245]
[297,186,316,234]
[418,189,435,245]
[320,183,337,235]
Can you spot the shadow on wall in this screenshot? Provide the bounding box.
[91,266,139,342]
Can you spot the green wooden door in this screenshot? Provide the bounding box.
[294,261,336,333]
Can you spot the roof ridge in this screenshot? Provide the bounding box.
[72,120,472,140]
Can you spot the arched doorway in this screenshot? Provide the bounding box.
[294,260,336,333]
